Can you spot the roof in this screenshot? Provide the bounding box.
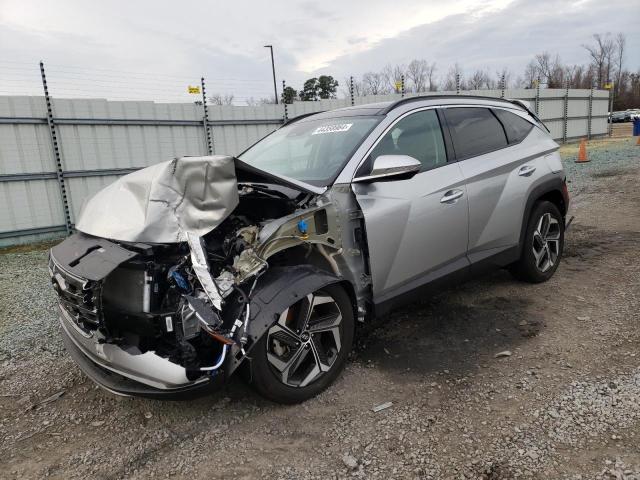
[378,94,523,114]
[286,95,528,125]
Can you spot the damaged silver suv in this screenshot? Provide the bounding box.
[49,96,569,403]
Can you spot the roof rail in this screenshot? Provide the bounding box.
[379,94,520,115]
[282,111,325,126]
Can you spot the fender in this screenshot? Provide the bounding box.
[517,175,565,256]
[224,265,343,376]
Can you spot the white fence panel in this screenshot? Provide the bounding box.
[0,89,611,245]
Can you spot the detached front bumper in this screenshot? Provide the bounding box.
[59,305,219,399]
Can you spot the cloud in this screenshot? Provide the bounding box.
[0,0,637,101]
[317,0,640,83]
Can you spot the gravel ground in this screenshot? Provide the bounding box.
[1,137,639,479]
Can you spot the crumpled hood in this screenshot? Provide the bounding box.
[75,155,239,243]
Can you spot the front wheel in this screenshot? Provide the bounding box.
[510,200,564,283]
[248,283,354,404]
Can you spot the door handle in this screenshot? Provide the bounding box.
[440,189,464,203]
[518,165,536,176]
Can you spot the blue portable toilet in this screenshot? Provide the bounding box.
[633,117,640,137]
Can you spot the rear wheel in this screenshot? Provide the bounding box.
[249,283,354,403]
[510,200,564,283]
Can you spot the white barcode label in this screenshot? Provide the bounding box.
[312,123,353,135]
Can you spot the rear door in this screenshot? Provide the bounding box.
[443,106,536,263]
[352,108,469,303]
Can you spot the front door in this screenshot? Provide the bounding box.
[352,109,469,303]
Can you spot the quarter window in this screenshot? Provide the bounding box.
[444,107,508,159]
[493,109,534,144]
[367,109,447,173]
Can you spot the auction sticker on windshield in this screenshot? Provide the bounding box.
[312,123,353,135]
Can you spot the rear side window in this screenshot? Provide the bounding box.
[444,107,508,159]
[493,109,534,144]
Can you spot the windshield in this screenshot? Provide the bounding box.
[238,115,381,187]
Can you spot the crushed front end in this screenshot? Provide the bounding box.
[48,155,369,398]
[50,234,235,397]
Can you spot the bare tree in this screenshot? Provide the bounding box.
[615,33,626,94]
[534,52,565,87]
[534,52,553,83]
[245,96,275,106]
[522,60,538,88]
[209,93,235,105]
[467,69,491,90]
[342,76,366,98]
[583,33,616,87]
[443,64,464,91]
[362,72,387,95]
[382,64,406,93]
[406,59,436,93]
[427,63,438,91]
[495,68,512,89]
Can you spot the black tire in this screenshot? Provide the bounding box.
[248,283,354,404]
[510,200,564,283]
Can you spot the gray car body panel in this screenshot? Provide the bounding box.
[334,98,561,303]
[58,304,206,390]
[352,161,469,299]
[460,125,559,262]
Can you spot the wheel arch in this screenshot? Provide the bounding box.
[266,243,365,323]
[518,177,566,256]
[224,265,351,377]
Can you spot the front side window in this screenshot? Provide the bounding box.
[444,107,508,159]
[238,115,381,187]
[363,109,447,174]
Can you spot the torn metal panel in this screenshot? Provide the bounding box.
[256,202,341,260]
[323,184,371,321]
[225,265,341,376]
[76,156,239,243]
[186,232,225,310]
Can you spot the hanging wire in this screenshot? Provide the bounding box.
[0,61,276,105]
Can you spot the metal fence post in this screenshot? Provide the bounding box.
[455,74,460,95]
[500,73,505,98]
[201,77,213,155]
[587,83,594,140]
[282,80,288,122]
[607,83,614,137]
[562,81,569,144]
[401,75,405,98]
[535,76,541,115]
[350,76,354,106]
[40,61,72,235]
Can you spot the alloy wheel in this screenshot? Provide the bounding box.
[266,292,343,388]
[532,212,561,272]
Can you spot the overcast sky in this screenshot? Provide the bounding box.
[1,0,638,102]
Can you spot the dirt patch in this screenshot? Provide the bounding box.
[356,291,541,377]
[0,239,59,255]
[1,140,639,479]
[591,168,623,178]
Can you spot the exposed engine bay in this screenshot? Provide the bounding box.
[50,156,369,388]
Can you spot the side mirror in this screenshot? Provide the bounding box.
[353,155,421,183]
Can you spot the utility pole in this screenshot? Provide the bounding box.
[264,45,278,104]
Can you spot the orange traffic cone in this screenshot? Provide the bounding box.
[575,138,589,163]
[636,136,640,146]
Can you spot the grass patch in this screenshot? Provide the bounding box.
[0,240,58,255]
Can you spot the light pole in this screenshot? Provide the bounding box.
[264,45,278,104]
